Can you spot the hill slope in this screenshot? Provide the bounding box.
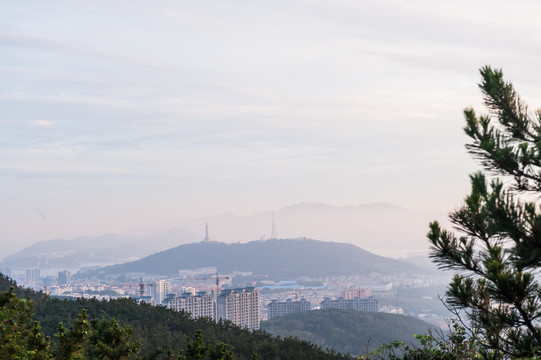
[88,238,425,279]
[0,273,352,360]
[261,309,433,355]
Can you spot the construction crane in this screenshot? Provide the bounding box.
[192,271,229,320]
[275,289,304,301]
[139,277,154,298]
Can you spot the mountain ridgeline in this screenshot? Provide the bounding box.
[3,202,443,269]
[84,238,426,279]
[3,228,202,268]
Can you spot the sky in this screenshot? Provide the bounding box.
[2,0,541,256]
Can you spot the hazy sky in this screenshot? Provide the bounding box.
[2,1,541,255]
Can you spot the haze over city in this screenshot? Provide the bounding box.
[3,1,541,256]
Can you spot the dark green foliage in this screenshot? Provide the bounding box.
[177,329,235,360]
[87,317,141,359]
[428,66,541,358]
[0,274,353,360]
[53,310,90,360]
[365,320,491,360]
[376,285,450,316]
[261,308,432,355]
[0,287,51,359]
[0,273,46,303]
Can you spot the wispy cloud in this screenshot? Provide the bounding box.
[1,0,539,251]
[31,120,53,127]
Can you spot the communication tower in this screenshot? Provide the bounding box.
[270,210,277,239]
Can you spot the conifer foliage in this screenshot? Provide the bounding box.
[0,287,141,360]
[0,287,50,359]
[428,66,541,358]
[0,274,353,360]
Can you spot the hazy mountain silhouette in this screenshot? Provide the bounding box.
[3,227,201,268]
[128,202,445,258]
[86,238,426,279]
[4,202,444,269]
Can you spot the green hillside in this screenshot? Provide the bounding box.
[261,309,434,356]
[87,238,424,279]
[0,273,352,360]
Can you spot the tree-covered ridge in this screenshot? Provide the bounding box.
[0,286,143,360]
[88,238,423,279]
[0,273,353,360]
[261,309,432,356]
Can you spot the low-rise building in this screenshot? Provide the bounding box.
[320,296,378,312]
[341,288,371,299]
[267,298,311,319]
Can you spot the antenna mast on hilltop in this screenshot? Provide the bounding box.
[270,209,277,239]
[204,223,209,241]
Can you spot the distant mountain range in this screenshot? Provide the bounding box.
[3,201,445,269]
[3,227,202,269]
[126,202,445,258]
[82,238,427,279]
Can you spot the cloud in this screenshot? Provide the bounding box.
[1,0,539,247]
[31,120,53,127]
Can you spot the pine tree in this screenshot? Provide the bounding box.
[86,317,141,360]
[53,310,90,360]
[428,66,541,358]
[0,287,52,359]
[178,330,236,360]
[0,286,145,360]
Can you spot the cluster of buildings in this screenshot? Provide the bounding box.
[164,287,260,330]
[266,291,378,320]
[6,264,385,331]
[21,268,71,286]
[25,268,40,282]
[18,268,72,288]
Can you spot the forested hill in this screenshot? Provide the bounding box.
[86,238,425,279]
[261,309,432,355]
[0,273,352,360]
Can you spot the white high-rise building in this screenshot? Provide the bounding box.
[151,280,172,305]
[217,287,260,330]
[165,291,215,320]
[25,268,40,282]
